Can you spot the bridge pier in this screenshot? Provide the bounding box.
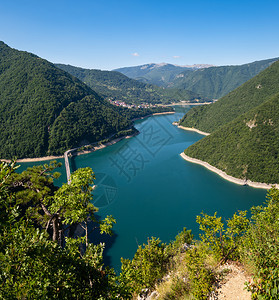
[64,150,71,184]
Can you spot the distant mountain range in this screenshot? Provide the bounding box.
[115,59,279,100]
[181,59,279,184]
[56,64,204,105]
[114,63,213,87]
[171,58,279,99]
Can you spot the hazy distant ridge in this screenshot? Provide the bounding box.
[114,63,212,87]
[56,63,205,104]
[171,58,279,99]
[115,59,279,100]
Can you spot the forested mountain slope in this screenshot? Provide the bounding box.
[179,60,279,133]
[56,64,203,104]
[0,42,131,159]
[172,57,278,99]
[184,93,279,184]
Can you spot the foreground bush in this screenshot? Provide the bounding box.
[242,188,279,299]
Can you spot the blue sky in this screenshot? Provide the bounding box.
[1,0,279,70]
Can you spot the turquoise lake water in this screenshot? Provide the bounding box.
[18,106,266,272]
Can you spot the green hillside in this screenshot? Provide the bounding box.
[0,42,131,159]
[179,59,279,133]
[184,93,279,184]
[56,64,204,104]
[172,57,278,99]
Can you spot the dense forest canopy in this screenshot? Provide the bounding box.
[180,60,279,133]
[0,42,133,159]
[179,59,279,184]
[184,93,279,183]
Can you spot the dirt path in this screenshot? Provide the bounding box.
[211,262,252,300]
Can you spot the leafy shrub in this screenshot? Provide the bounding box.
[184,246,215,299]
[119,237,169,296]
[242,187,279,299]
[197,210,249,262]
[166,227,193,256]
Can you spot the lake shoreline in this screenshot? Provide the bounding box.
[180,152,279,190]
[132,111,175,121]
[1,155,64,163]
[164,101,213,106]
[177,125,210,136]
[1,111,174,164]
[71,131,140,157]
[1,133,139,164]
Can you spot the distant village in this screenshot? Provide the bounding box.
[108,99,157,109]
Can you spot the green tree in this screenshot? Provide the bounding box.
[119,237,169,297]
[8,161,63,242]
[0,161,119,299]
[9,163,115,247]
[197,210,249,262]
